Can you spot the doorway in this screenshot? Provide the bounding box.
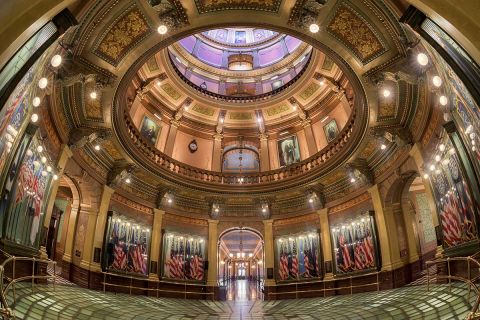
[218,227,264,301]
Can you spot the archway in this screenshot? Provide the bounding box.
[218,227,264,301]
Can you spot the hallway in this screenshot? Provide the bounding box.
[226,280,263,301]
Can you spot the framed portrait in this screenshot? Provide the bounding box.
[323,119,339,143]
[277,135,300,167]
[140,116,160,145]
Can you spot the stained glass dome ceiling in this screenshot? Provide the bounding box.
[167,28,312,98]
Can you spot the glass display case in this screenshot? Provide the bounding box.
[162,232,205,281]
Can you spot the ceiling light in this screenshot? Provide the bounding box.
[37,146,43,153]
[257,117,262,123]
[94,144,101,151]
[435,155,441,162]
[432,76,442,87]
[439,95,448,106]
[439,144,445,152]
[382,89,391,97]
[262,208,267,213]
[308,198,314,203]
[53,174,58,181]
[157,25,168,35]
[309,23,320,33]
[380,144,386,150]
[429,164,435,171]
[417,53,429,66]
[167,198,172,203]
[249,253,253,258]
[229,253,233,258]
[215,208,219,213]
[449,148,455,155]
[220,117,224,123]
[350,177,356,183]
[50,54,62,67]
[30,113,39,123]
[90,91,97,99]
[38,77,48,89]
[32,97,41,107]
[125,178,131,184]
[423,173,429,179]
[292,105,297,111]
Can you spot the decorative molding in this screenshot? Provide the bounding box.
[329,192,370,214]
[111,192,153,215]
[194,0,282,14]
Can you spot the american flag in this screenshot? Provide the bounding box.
[441,195,462,246]
[339,231,352,272]
[191,242,204,280]
[279,243,289,280]
[303,251,311,277]
[168,238,182,279]
[112,241,127,270]
[290,239,298,279]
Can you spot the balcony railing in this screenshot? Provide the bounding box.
[123,109,356,188]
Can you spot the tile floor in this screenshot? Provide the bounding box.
[7,281,474,319]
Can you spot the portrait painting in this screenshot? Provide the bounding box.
[323,119,339,143]
[277,135,300,167]
[140,116,160,145]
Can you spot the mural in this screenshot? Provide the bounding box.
[163,232,205,281]
[140,116,160,145]
[331,212,378,274]
[277,135,301,167]
[104,213,150,275]
[234,31,247,44]
[0,64,36,184]
[276,232,321,281]
[429,139,477,248]
[4,136,53,248]
[324,119,339,143]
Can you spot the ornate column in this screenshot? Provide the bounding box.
[317,208,333,279]
[302,119,318,157]
[263,219,275,286]
[79,207,97,270]
[40,144,73,258]
[89,185,115,272]
[207,219,219,286]
[368,185,403,271]
[62,201,80,264]
[149,208,165,279]
[259,133,270,171]
[164,119,179,156]
[212,133,223,172]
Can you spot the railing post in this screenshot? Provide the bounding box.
[377,272,380,292]
[468,258,471,301]
[130,276,133,295]
[12,258,16,305]
[447,258,451,293]
[53,261,56,292]
[31,258,35,293]
[103,273,106,293]
[427,264,430,292]
[350,276,353,295]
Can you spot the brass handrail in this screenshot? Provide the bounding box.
[425,252,480,320]
[268,271,381,299]
[101,272,215,300]
[0,251,58,319]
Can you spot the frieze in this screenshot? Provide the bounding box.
[273,212,318,227]
[111,192,153,215]
[164,213,208,226]
[194,0,282,14]
[329,192,370,214]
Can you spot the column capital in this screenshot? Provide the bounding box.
[263,219,273,226]
[103,184,115,196]
[208,219,219,225]
[316,207,329,216]
[153,208,165,216]
[259,133,269,141]
[213,133,223,141]
[170,119,181,127]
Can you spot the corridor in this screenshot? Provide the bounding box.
[226,280,263,301]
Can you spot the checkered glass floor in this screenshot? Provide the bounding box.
[7,282,474,319]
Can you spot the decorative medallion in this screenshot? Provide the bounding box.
[192,104,215,117]
[160,83,181,100]
[327,3,386,64]
[194,0,282,14]
[229,112,253,120]
[265,104,289,117]
[299,82,320,100]
[95,7,151,66]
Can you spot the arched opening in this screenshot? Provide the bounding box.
[47,174,81,278]
[218,227,264,301]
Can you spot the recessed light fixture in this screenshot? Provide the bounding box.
[350,177,356,183]
[432,76,442,87]
[32,97,41,107]
[51,54,62,67]
[417,53,429,66]
[30,113,39,123]
[157,25,168,35]
[309,23,320,33]
[381,144,386,150]
[94,144,101,151]
[125,178,131,184]
[382,89,391,98]
[37,146,43,153]
[90,91,97,99]
[439,95,448,106]
[38,77,48,89]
